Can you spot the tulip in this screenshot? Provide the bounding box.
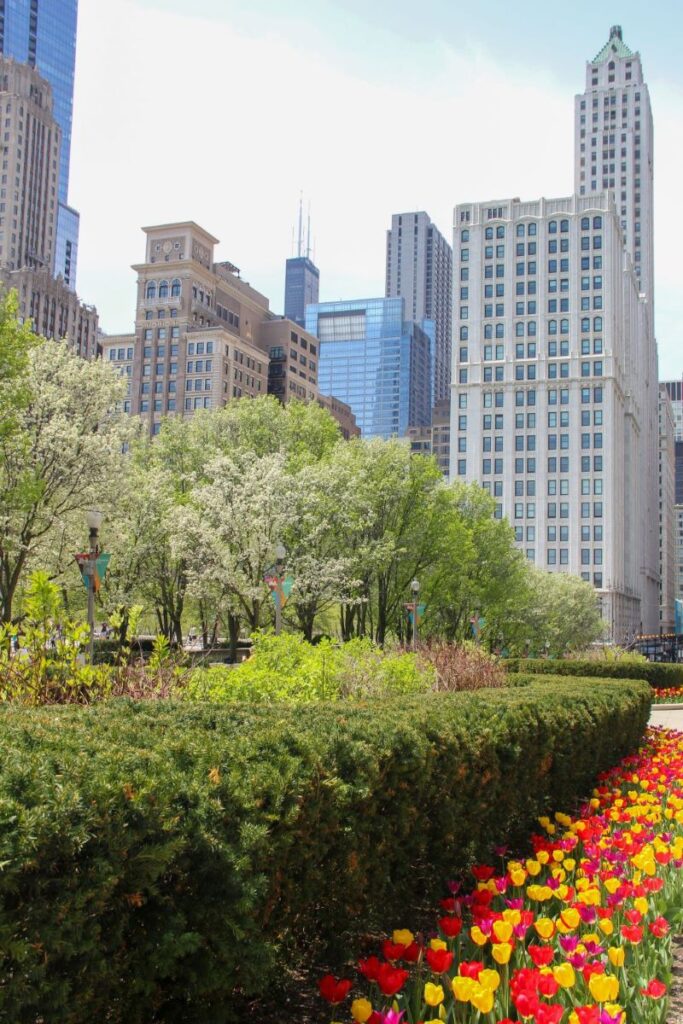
[492,941,513,965]
[425,947,453,974]
[318,975,353,1004]
[641,978,667,998]
[588,972,619,1003]
[423,982,444,1007]
[351,997,374,1023]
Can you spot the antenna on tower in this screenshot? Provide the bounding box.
[306,200,312,259]
[297,191,303,258]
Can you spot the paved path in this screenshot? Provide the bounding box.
[649,705,683,730]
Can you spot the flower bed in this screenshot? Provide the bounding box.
[319,727,683,1024]
[652,688,683,705]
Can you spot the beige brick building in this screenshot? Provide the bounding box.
[0,57,97,352]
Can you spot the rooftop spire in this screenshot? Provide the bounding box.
[592,25,633,63]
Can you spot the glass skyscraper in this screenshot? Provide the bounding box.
[0,0,79,287]
[306,297,432,440]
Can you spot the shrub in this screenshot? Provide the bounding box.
[0,676,650,1022]
[185,633,431,702]
[418,640,505,691]
[502,656,683,688]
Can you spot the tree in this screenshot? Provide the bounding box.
[0,338,128,622]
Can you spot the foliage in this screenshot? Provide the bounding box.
[0,336,130,622]
[572,644,648,664]
[0,676,650,1021]
[0,572,111,703]
[186,632,430,703]
[418,640,506,691]
[502,657,683,688]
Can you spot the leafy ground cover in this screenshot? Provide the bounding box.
[317,727,683,1024]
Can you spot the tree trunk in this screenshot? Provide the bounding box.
[227,613,240,663]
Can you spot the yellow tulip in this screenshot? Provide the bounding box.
[553,962,576,988]
[634,897,648,915]
[430,938,447,951]
[478,969,501,992]
[588,973,619,1003]
[470,983,494,1014]
[492,942,512,965]
[608,946,625,968]
[452,976,474,1001]
[492,920,513,942]
[534,917,555,939]
[351,998,373,1023]
[393,928,414,946]
[560,908,580,930]
[470,925,488,946]
[510,868,527,886]
[526,858,542,876]
[537,850,550,864]
[564,857,576,871]
[424,983,444,1007]
[598,918,614,936]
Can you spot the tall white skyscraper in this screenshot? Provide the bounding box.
[386,211,452,406]
[449,27,660,640]
[574,26,654,317]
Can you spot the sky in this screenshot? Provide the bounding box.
[71,0,683,378]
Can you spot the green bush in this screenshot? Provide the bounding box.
[185,632,431,702]
[502,657,683,688]
[0,676,650,1022]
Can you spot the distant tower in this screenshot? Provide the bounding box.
[0,0,80,290]
[284,195,320,328]
[386,211,452,405]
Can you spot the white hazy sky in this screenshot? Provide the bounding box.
[70,0,683,378]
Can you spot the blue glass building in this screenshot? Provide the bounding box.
[1,0,79,287]
[284,255,319,328]
[306,297,432,440]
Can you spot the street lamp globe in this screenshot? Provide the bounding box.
[275,542,286,561]
[86,509,103,531]
[410,578,420,595]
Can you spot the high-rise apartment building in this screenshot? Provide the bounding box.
[663,379,683,611]
[0,57,96,351]
[0,58,60,272]
[306,297,432,439]
[658,384,676,631]
[450,192,658,639]
[574,26,653,313]
[386,211,452,405]
[0,0,80,288]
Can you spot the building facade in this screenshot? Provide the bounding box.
[386,211,452,405]
[284,255,319,328]
[9,263,97,357]
[575,25,654,312]
[0,0,80,288]
[107,222,325,434]
[316,393,360,439]
[450,192,657,640]
[663,379,683,610]
[658,384,676,631]
[0,58,60,273]
[306,297,431,440]
[406,396,450,475]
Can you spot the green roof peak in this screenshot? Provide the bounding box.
[592,25,634,64]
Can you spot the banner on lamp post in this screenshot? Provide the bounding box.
[74,552,111,592]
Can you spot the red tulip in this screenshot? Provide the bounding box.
[621,924,643,943]
[649,916,669,938]
[425,947,453,974]
[528,944,554,967]
[459,960,484,979]
[358,955,382,982]
[641,978,667,999]
[376,962,409,997]
[438,915,463,938]
[472,865,495,881]
[318,974,352,1004]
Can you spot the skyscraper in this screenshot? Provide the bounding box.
[574,26,653,312]
[385,211,452,405]
[0,0,80,289]
[306,297,432,439]
[449,26,661,640]
[284,196,319,327]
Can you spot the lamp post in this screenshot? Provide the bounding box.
[274,542,286,636]
[85,510,102,665]
[410,578,420,651]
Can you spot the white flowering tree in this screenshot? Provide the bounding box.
[0,334,129,622]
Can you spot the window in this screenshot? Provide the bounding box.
[145,282,156,300]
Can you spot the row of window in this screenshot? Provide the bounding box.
[145,280,181,300]
[458,360,603,384]
[475,338,604,361]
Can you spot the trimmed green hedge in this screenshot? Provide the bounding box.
[503,657,683,688]
[0,677,650,1022]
